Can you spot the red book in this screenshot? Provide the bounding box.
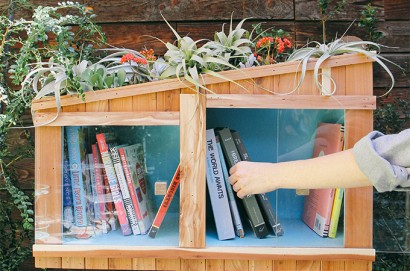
[96,133,132,236]
[302,123,344,237]
[148,165,180,238]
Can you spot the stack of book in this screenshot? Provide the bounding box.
[64,127,156,239]
[205,127,284,240]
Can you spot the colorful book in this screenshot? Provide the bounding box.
[328,188,344,238]
[91,144,109,233]
[206,129,235,240]
[302,123,344,237]
[66,126,88,227]
[216,127,269,239]
[231,130,284,236]
[62,157,74,231]
[96,133,132,236]
[216,135,245,238]
[119,144,153,234]
[110,144,141,235]
[148,165,180,238]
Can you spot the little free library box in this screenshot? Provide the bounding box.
[32,53,376,271]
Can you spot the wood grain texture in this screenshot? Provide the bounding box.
[384,0,410,20]
[344,62,373,250]
[296,260,320,271]
[34,125,62,245]
[33,111,179,126]
[181,259,206,271]
[85,257,109,269]
[321,261,345,271]
[61,257,85,269]
[249,260,273,271]
[206,259,225,271]
[274,260,297,271]
[206,94,375,110]
[133,258,156,270]
[179,94,206,248]
[108,258,132,270]
[225,259,249,271]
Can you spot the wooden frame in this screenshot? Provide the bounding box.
[33,54,376,270]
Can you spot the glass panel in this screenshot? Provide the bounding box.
[59,125,179,246]
[206,108,344,247]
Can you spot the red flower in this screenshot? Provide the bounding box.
[256,37,274,49]
[120,53,148,65]
[275,38,285,54]
[283,38,292,48]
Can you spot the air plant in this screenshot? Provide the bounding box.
[286,37,401,96]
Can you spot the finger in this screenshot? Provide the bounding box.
[228,175,236,185]
[232,181,241,192]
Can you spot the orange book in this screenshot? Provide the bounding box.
[302,123,344,237]
[148,165,180,238]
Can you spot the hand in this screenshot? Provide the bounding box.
[228,161,278,199]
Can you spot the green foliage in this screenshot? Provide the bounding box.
[374,98,410,134]
[358,3,383,44]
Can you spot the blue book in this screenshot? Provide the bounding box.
[66,126,88,227]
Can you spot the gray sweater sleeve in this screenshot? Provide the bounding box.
[353,129,410,192]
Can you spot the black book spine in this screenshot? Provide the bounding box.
[216,127,268,239]
[231,130,284,236]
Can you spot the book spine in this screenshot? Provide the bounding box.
[91,144,107,221]
[148,165,181,238]
[328,188,344,238]
[87,153,100,220]
[205,129,235,240]
[110,145,141,235]
[119,146,148,234]
[217,128,268,239]
[232,130,284,236]
[62,159,73,208]
[96,133,132,236]
[122,144,153,234]
[215,135,244,238]
[66,126,88,227]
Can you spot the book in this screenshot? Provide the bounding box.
[96,133,132,236]
[216,127,269,239]
[62,157,74,231]
[205,129,236,240]
[66,126,89,227]
[148,165,181,238]
[119,144,153,234]
[216,135,245,238]
[328,188,344,238]
[302,123,344,237]
[91,143,110,233]
[231,130,284,236]
[110,144,141,235]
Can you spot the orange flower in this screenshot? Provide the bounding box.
[283,38,292,48]
[140,49,157,61]
[256,37,274,49]
[120,53,148,65]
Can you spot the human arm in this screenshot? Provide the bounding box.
[229,128,410,198]
[229,149,372,199]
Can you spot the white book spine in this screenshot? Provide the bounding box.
[206,129,235,241]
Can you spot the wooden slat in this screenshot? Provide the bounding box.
[344,260,372,271]
[35,257,62,269]
[296,260,320,271]
[133,258,156,270]
[225,259,249,271]
[206,94,375,110]
[344,62,374,250]
[179,94,206,248]
[181,259,206,271]
[31,54,374,111]
[85,257,109,269]
[206,259,225,271]
[35,124,62,244]
[33,245,375,261]
[249,260,273,271]
[156,258,180,271]
[321,260,345,271]
[32,111,179,126]
[108,258,132,270]
[61,257,85,269]
[274,260,297,271]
